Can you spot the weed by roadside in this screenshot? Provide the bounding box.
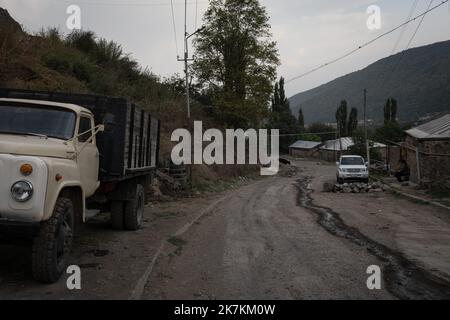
[167,236,187,256]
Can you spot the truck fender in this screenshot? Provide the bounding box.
[44,182,85,224]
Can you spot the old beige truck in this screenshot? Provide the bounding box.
[0,89,160,283]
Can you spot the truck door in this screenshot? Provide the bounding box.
[77,114,100,197]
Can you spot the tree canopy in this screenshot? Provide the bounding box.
[193,0,279,128]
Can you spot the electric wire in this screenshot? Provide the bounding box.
[286,0,449,84]
[170,0,180,57]
[392,0,420,54]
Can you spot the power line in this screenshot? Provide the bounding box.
[384,0,435,98]
[195,0,199,31]
[392,0,420,54]
[406,0,435,49]
[48,0,206,7]
[286,0,449,84]
[170,0,179,57]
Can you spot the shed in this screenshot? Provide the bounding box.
[289,140,322,158]
[318,138,353,162]
[404,114,450,187]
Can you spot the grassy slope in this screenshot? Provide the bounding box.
[0,9,257,190]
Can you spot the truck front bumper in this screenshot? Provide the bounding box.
[0,219,40,239]
[338,172,369,180]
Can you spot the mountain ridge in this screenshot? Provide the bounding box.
[289,40,450,124]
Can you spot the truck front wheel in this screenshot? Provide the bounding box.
[124,184,145,231]
[32,197,74,283]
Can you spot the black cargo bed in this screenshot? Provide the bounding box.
[0,88,160,182]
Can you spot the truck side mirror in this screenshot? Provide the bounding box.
[336,162,340,166]
[97,124,105,133]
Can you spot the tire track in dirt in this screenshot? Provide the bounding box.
[296,176,450,300]
[130,193,233,300]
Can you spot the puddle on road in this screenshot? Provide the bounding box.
[296,177,450,300]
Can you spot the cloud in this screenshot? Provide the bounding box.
[0,0,448,97]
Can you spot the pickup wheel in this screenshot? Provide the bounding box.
[31,197,74,283]
[124,184,145,231]
[110,201,125,230]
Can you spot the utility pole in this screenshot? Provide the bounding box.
[364,89,370,165]
[175,0,204,190]
[177,0,204,120]
[178,0,192,119]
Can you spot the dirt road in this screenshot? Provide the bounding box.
[1,160,449,299]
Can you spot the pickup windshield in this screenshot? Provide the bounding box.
[341,157,365,165]
[0,103,76,140]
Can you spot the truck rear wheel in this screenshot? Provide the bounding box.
[32,197,74,283]
[124,184,145,231]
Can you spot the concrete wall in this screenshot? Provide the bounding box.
[290,148,320,159]
[319,149,340,162]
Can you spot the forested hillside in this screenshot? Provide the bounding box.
[289,40,450,124]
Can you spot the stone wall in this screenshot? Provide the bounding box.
[404,135,450,188]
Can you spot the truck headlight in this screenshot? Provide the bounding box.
[11,181,33,202]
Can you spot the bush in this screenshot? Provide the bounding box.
[374,122,405,144]
[65,30,96,54]
[38,27,62,44]
[72,61,91,82]
[44,55,71,73]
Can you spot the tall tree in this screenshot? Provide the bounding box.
[347,107,358,136]
[270,77,297,153]
[272,82,280,113]
[271,76,289,112]
[278,77,288,108]
[335,100,348,137]
[193,0,279,127]
[384,98,398,124]
[298,107,305,130]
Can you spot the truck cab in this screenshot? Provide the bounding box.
[0,98,103,281]
[0,92,159,284]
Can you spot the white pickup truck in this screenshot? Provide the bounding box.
[0,88,160,283]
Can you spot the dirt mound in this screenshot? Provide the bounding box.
[0,8,22,33]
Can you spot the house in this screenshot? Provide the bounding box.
[404,114,450,188]
[289,140,322,158]
[290,137,388,163]
[319,137,355,162]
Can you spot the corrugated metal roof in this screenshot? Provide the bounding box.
[406,114,450,139]
[371,141,387,148]
[289,140,322,150]
[320,137,354,151]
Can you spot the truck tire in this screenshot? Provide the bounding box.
[31,197,74,283]
[124,184,145,231]
[110,201,124,230]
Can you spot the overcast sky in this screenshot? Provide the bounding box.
[1,0,449,96]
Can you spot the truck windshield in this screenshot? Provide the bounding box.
[0,104,76,140]
[341,157,365,165]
